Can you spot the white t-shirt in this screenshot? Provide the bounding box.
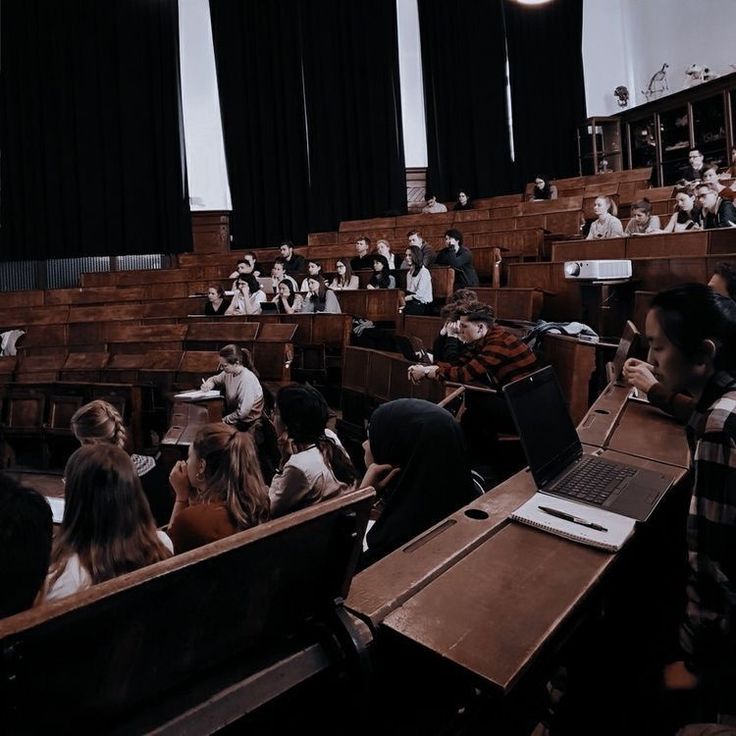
[45,531,173,602]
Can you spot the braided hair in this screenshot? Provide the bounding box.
[71,400,128,450]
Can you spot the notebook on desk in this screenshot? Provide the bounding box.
[502,366,671,521]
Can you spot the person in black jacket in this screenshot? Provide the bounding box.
[278,241,306,276]
[435,229,479,289]
[697,186,736,229]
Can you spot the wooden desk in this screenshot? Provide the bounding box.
[577,383,690,469]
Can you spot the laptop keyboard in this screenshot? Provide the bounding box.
[555,456,638,505]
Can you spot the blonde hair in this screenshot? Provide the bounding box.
[71,400,128,449]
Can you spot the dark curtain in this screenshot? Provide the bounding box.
[0,0,191,261]
[504,0,586,188]
[418,0,512,201]
[208,0,310,248]
[300,0,407,232]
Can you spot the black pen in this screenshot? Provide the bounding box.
[538,506,608,532]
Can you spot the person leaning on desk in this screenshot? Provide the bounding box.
[627,285,736,727]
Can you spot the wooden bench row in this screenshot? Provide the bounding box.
[508,252,736,326]
[551,228,736,262]
[0,488,375,733]
[0,381,149,460]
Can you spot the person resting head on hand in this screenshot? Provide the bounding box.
[167,423,269,553]
[359,399,477,568]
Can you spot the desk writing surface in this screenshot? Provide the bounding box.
[607,398,689,469]
[346,472,536,628]
[380,452,687,695]
[381,521,614,695]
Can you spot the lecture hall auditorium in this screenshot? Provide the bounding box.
[1,1,735,734]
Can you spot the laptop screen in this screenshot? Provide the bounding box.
[502,366,582,488]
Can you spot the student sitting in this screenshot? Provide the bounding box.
[204,284,230,316]
[638,285,736,724]
[300,260,327,292]
[453,190,473,211]
[302,277,341,313]
[422,193,447,214]
[587,196,624,239]
[697,185,736,229]
[432,288,478,363]
[168,423,269,553]
[351,236,375,271]
[269,385,356,518]
[435,228,479,288]
[708,261,736,300]
[402,245,433,315]
[225,274,267,315]
[662,188,702,233]
[45,444,172,601]
[71,399,172,526]
[367,254,396,289]
[328,259,359,291]
[0,473,52,617]
[228,252,263,289]
[400,231,435,269]
[201,344,264,430]
[408,300,537,388]
[375,239,397,270]
[359,399,477,568]
[529,174,558,201]
[625,199,661,235]
[278,240,306,276]
[271,259,300,295]
[273,279,304,314]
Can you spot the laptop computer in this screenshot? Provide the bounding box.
[502,366,671,521]
[259,300,278,313]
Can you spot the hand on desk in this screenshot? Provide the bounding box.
[623,358,658,394]
[201,377,215,391]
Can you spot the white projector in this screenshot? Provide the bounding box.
[564,259,632,280]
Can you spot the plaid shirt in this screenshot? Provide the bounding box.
[681,371,736,700]
[435,325,538,387]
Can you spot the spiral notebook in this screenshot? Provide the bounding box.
[510,493,636,552]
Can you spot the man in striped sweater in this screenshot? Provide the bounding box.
[408,300,537,387]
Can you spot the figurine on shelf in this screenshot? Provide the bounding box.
[613,85,630,108]
[685,64,718,87]
[642,63,669,100]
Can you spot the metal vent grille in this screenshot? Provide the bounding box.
[117,254,164,271]
[46,257,112,289]
[0,261,37,292]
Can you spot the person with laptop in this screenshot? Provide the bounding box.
[640,284,736,723]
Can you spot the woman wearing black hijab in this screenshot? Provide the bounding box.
[360,399,477,568]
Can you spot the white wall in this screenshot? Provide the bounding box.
[178,0,231,211]
[396,0,428,168]
[582,0,633,116]
[584,0,736,116]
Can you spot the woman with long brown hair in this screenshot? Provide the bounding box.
[168,423,270,553]
[45,444,172,601]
